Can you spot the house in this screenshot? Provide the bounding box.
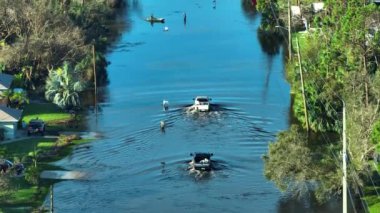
[0,73,14,105]
[291,5,308,31]
[0,105,22,140]
[311,2,324,13]
[291,6,301,17]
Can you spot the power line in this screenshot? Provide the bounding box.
[266,0,378,210]
[348,186,358,213]
[268,0,291,55]
[305,77,380,203]
[367,170,380,197]
[303,71,373,212]
[349,162,370,212]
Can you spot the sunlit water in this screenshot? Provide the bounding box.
[48,0,344,212]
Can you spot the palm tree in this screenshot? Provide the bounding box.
[9,90,29,109]
[0,89,11,105]
[45,62,86,109]
[0,89,29,109]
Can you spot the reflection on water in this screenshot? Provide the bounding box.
[258,30,284,56]
[241,0,258,22]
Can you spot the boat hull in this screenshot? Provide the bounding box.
[146,17,165,23]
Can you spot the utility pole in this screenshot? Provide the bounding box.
[342,102,347,213]
[296,37,309,132]
[288,0,292,60]
[50,185,54,213]
[92,44,97,115]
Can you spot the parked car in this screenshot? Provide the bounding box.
[27,119,45,136]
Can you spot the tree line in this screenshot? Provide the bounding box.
[0,0,125,109]
[258,0,380,209]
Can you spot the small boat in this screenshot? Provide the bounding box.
[146,16,165,23]
[189,152,213,171]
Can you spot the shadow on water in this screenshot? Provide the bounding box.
[277,194,361,213]
[257,29,284,56]
[129,0,144,18]
[80,87,110,114]
[262,55,274,105]
[241,0,258,22]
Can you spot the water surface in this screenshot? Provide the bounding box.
[49,0,340,212]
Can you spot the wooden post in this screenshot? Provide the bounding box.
[92,44,97,115]
[288,0,292,60]
[296,37,309,132]
[50,185,54,213]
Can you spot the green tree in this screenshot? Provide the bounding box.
[264,125,343,203]
[1,89,29,109]
[256,0,282,31]
[24,166,40,185]
[9,90,29,109]
[45,62,86,109]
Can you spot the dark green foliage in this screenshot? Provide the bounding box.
[257,29,283,55]
[264,125,342,203]
[68,2,114,46]
[0,0,123,96]
[257,0,283,31]
[24,166,40,186]
[267,0,380,205]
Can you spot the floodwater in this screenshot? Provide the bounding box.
[49,0,344,212]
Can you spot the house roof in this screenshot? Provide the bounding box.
[291,6,301,17]
[0,73,14,90]
[0,106,22,122]
[312,2,324,13]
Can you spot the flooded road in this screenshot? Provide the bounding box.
[48,0,340,212]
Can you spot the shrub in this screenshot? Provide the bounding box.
[371,120,380,145]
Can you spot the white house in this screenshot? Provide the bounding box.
[0,106,22,140]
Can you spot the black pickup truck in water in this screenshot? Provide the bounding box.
[190,152,213,171]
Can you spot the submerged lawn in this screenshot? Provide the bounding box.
[22,103,71,123]
[21,103,86,133]
[0,137,91,211]
[1,138,56,160]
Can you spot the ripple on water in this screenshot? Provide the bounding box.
[52,98,281,212]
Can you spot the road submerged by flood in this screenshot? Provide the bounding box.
[48,0,343,212]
